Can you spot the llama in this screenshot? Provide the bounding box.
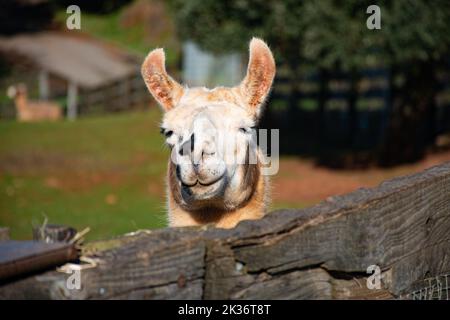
[7,84,62,122]
[141,38,276,228]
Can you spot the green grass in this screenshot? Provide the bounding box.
[0,109,169,241]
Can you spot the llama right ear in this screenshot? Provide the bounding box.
[141,48,184,111]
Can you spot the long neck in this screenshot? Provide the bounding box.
[167,162,268,229]
[14,94,28,110]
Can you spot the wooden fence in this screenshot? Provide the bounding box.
[261,66,450,154]
[79,71,151,115]
[0,161,450,299]
[0,67,151,119]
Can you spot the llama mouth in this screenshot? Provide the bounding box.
[180,176,226,202]
[181,180,219,188]
[198,179,220,187]
[181,175,224,188]
[181,181,198,187]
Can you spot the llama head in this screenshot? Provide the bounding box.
[142,38,275,212]
[6,84,27,99]
[6,86,16,99]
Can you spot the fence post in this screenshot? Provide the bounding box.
[38,70,49,100]
[67,81,78,120]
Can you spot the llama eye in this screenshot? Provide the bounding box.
[160,128,174,138]
[239,127,256,134]
[165,130,174,138]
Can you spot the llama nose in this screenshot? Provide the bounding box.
[179,130,216,165]
[179,133,195,156]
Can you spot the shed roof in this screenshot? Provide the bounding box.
[0,31,140,89]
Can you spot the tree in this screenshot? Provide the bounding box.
[375,1,450,165]
[168,0,450,166]
[0,0,55,35]
[53,0,133,14]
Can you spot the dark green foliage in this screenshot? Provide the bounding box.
[168,0,450,70]
[0,0,55,35]
[51,0,133,14]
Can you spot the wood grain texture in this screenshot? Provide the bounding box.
[1,162,449,299]
[57,232,206,299]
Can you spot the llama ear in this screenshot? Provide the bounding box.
[238,38,276,116]
[6,86,16,98]
[141,48,184,111]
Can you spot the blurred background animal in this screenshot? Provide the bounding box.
[7,84,61,122]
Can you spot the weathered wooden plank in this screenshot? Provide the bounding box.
[203,242,255,299]
[389,239,450,296]
[0,271,65,299]
[0,162,449,299]
[110,279,204,300]
[331,275,394,299]
[200,162,450,299]
[53,230,205,299]
[230,269,332,300]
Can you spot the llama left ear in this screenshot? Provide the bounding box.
[238,38,276,116]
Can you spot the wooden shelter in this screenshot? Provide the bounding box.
[0,31,149,119]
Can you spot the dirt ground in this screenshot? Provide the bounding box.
[272,149,450,207]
